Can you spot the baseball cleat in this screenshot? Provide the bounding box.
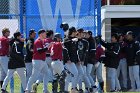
[32,83,38,93]
[79,89,84,93]
[1,89,9,93]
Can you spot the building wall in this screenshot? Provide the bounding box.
[102,0,139,5]
[102,18,111,42]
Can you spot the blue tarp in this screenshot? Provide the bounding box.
[25,0,101,38]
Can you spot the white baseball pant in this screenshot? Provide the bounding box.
[26,60,49,93]
[76,64,84,87]
[107,67,121,91]
[2,68,26,90]
[65,62,78,91]
[0,67,6,82]
[92,63,103,83]
[46,57,52,67]
[35,68,53,84]
[117,58,127,88]
[51,60,64,75]
[0,56,9,81]
[86,63,96,86]
[46,57,53,81]
[78,65,91,89]
[25,63,32,83]
[35,57,53,84]
[0,56,14,93]
[129,65,140,89]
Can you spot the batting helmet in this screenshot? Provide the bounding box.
[54,33,62,41]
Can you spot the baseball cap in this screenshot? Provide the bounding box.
[29,29,36,35]
[77,28,84,33]
[14,32,21,38]
[38,29,46,35]
[126,31,133,36]
[87,31,92,36]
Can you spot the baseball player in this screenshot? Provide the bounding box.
[124,31,140,92]
[117,34,128,91]
[84,31,99,92]
[45,30,54,81]
[50,33,66,93]
[64,27,78,93]
[0,28,14,93]
[25,29,50,93]
[98,33,121,92]
[25,29,36,83]
[76,29,93,93]
[32,30,54,93]
[1,32,26,93]
[94,43,105,92]
[0,28,10,89]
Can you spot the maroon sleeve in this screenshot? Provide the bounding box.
[58,43,63,60]
[3,38,10,55]
[96,47,104,61]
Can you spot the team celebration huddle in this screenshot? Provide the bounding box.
[0,25,140,93]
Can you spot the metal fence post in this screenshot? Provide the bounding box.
[19,1,25,93]
[97,0,101,36]
[19,0,24,35]
[93,0,96,36]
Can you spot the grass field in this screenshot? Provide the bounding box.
[5,73,52,93]
[4,72,140,93]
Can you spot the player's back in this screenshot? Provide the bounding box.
[0,36,9,56]
[51,42,63,60]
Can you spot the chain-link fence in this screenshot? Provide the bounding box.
[0,0,101,93]
[0,0,101,37]
[0,0,19,37]
[24,0,101,37]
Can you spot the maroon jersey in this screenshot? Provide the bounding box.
[45,38,53,54]
[33,38,46,61]
[0,36,9,56]
[119,41,127,59]
[96,45,104,61]
[51,42,63,60]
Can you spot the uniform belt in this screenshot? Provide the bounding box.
[46,54,50,57]
[53,59,62,61]
[0,55,7,56]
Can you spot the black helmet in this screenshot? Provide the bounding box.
[60,22,69,31]
[126,31,135,38]
[54,33,62,39]
[54,33,62,41]
[126,31,133,36]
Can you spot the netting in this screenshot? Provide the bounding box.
[0,0,101,93]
